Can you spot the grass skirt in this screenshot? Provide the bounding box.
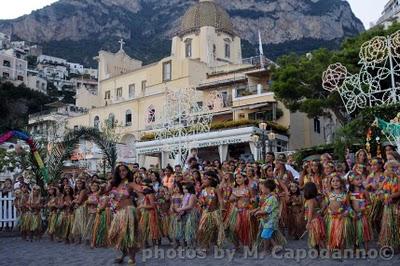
[308,216,326,248]
[108,206,139,251]
[20,212,31,233]
[139,209,160,244]
[47,211,58,235]
[226,207,256,247]
[59,211,74,240]
[182,210,200,244]
[71,205,87,240]
[288,207,305,239]
[158,214,170,238]
[379,204,400,249]
[354,212,373,247]
[197,209,225,248]
[369,197,383,234]
[84,213,96,242]
[92,208,112,247]
[169,214,183,240]
[326,213,354,250]
[29,212,42,233]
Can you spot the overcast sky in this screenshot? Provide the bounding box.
[0,0,389,29]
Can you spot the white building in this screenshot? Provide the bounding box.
[26,69,47,94]
[83,68,98,79]
[68,62,84,75]
[0,49,28,85]
[377,0,400,28]
[37,54,67,65]
[0,32,11,49]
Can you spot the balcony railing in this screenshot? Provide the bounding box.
[233,84,269,99]
[378,4,400,24]
[241,55,275,68]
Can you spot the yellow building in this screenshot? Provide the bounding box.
[68,0,337,167]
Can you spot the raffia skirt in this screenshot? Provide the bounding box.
[182,210,200,244]
[92,208,112,248]
[307,216,326,248]
[197,209,225,248]
[108,206,139,251]
[84,212,96,242]
[139,209,160,244]
[47,211,58,235]
[326,213,354,250]
[226,207,256,247]
[29,212,42,233]
[19,211,31,233]
[379,203,400,249]
[71,205,87,240]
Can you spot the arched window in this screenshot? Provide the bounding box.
[225,42,231,58]
[94,116,100,129]
[108,113,115,128]
[125,110,132,126]
[146,105,156,124]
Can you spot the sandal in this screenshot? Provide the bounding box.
[128,258,136,265]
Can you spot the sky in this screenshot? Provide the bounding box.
[0,0,388,29]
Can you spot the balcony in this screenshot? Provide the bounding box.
[233,84,270,99]
[241,55,275,68]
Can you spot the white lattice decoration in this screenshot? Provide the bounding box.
[323,30,400,114]
[206,91,224,112]
[152,88,213,166]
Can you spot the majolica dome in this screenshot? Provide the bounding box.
[179,0,235,36]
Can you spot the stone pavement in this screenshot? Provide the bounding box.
[0,236,399,266]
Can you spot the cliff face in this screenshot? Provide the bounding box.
[0,0,364,66]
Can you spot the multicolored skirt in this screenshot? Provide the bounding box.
[354,212,373,247]
[139,209,160,244]
[326,213,354,250]
[29,212,42,233]
[169,213,183,241]
[288,208,305,239]
[369,197,383,234]
[84,212,96,242]
[197,209,225,248]
[253,224,287,249]
[47,211,58,235]
[226,207,256,247]
[92,208,112,248]
[158,213,170,238]
[19,212,31,233]
[307,216,325,248]
[182,210,200,244]
[108,206,139,251]
[379,204,400,249]
[60,211,74,240]
[71,205,87,239]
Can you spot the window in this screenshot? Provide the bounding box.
[125,110,132,126]
[116,87,123,100]
[213,44,216,59]
[36,80,40,88]
[94,116,100,130]
[3,60,11,67]
[141,80,147,95]
[147,105,156,124]
[162,61,172,82]
[185,39,192,57]
[108,113,115,128]
[74,125,79,131]
[17,75,24,81]
[129,84,135,99]
[2,72,9,79]
[225,43,231,58]
[221,91,229,107]
[314,118,321,134]
[105,90,111,100]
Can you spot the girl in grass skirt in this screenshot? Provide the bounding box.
[84,181,100,246]
[60,185,74,244]
[348,172,372,251]
[91,194,112,248]
[325,174,354,252]
[304,182,325,250]
[46,185,59,241]
[138,179,160,247]
[18,183,31,240]
[226,172,256,249]
[197,171,225,249]
[366,158,385,235]
[220,172,234,224]
[378,160,400,250]
[156,186,172,244]
[28,185,43,240]
[71,179,88,244]
[108,165,143,265]
[176,183,199,248]
[287,182,305,240]
[169,182,184,248]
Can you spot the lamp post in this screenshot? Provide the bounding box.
[267,131,276,153]
[258,122,267,162]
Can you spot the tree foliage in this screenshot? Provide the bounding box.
[271,23,400,125]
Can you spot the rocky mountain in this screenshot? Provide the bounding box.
[0,0,364,67]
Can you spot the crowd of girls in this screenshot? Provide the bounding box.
[13,148,400,264]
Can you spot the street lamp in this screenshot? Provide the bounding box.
[267,131,276,152]
[258,122,268,162]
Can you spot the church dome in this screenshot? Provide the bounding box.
[179,0,235,36]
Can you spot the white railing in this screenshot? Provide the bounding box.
[0,192,18,230]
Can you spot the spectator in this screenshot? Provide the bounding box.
[13,176,25,190]
[1,178,13,196]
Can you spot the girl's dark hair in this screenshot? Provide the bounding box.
[142,179,155,195]
[192,170,202,183]
[304,182,318,200]
[183,183,196,194]
[261,179,276,192]
[63,186,74,198]
[92,174,99,179]
[74,179,86,195]
[174,182,184,194]
[289,182,301,196]
[152,171,161,183]
[234,173,249,187]
[111,164,133,187]
[165,165,174,173]
[204,171,219,187]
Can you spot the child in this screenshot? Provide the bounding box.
[19,183,30,240]
[71,179,88,244]
[325,174,354,252]
[366,158,385,235]
[61,185,74,244]
[348,172,372,251]
[220,172,234,224]
[254,179,286,253]
[156,186,172,245]
[176,183,199,248]
[28,185,43,240]
[138,179,160,247]
[46,185,59,241]
[84,181,100,246]
[169,182,184,248]
[304,182,325,250]
[91,193,112,248]
[287,182,305,240]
